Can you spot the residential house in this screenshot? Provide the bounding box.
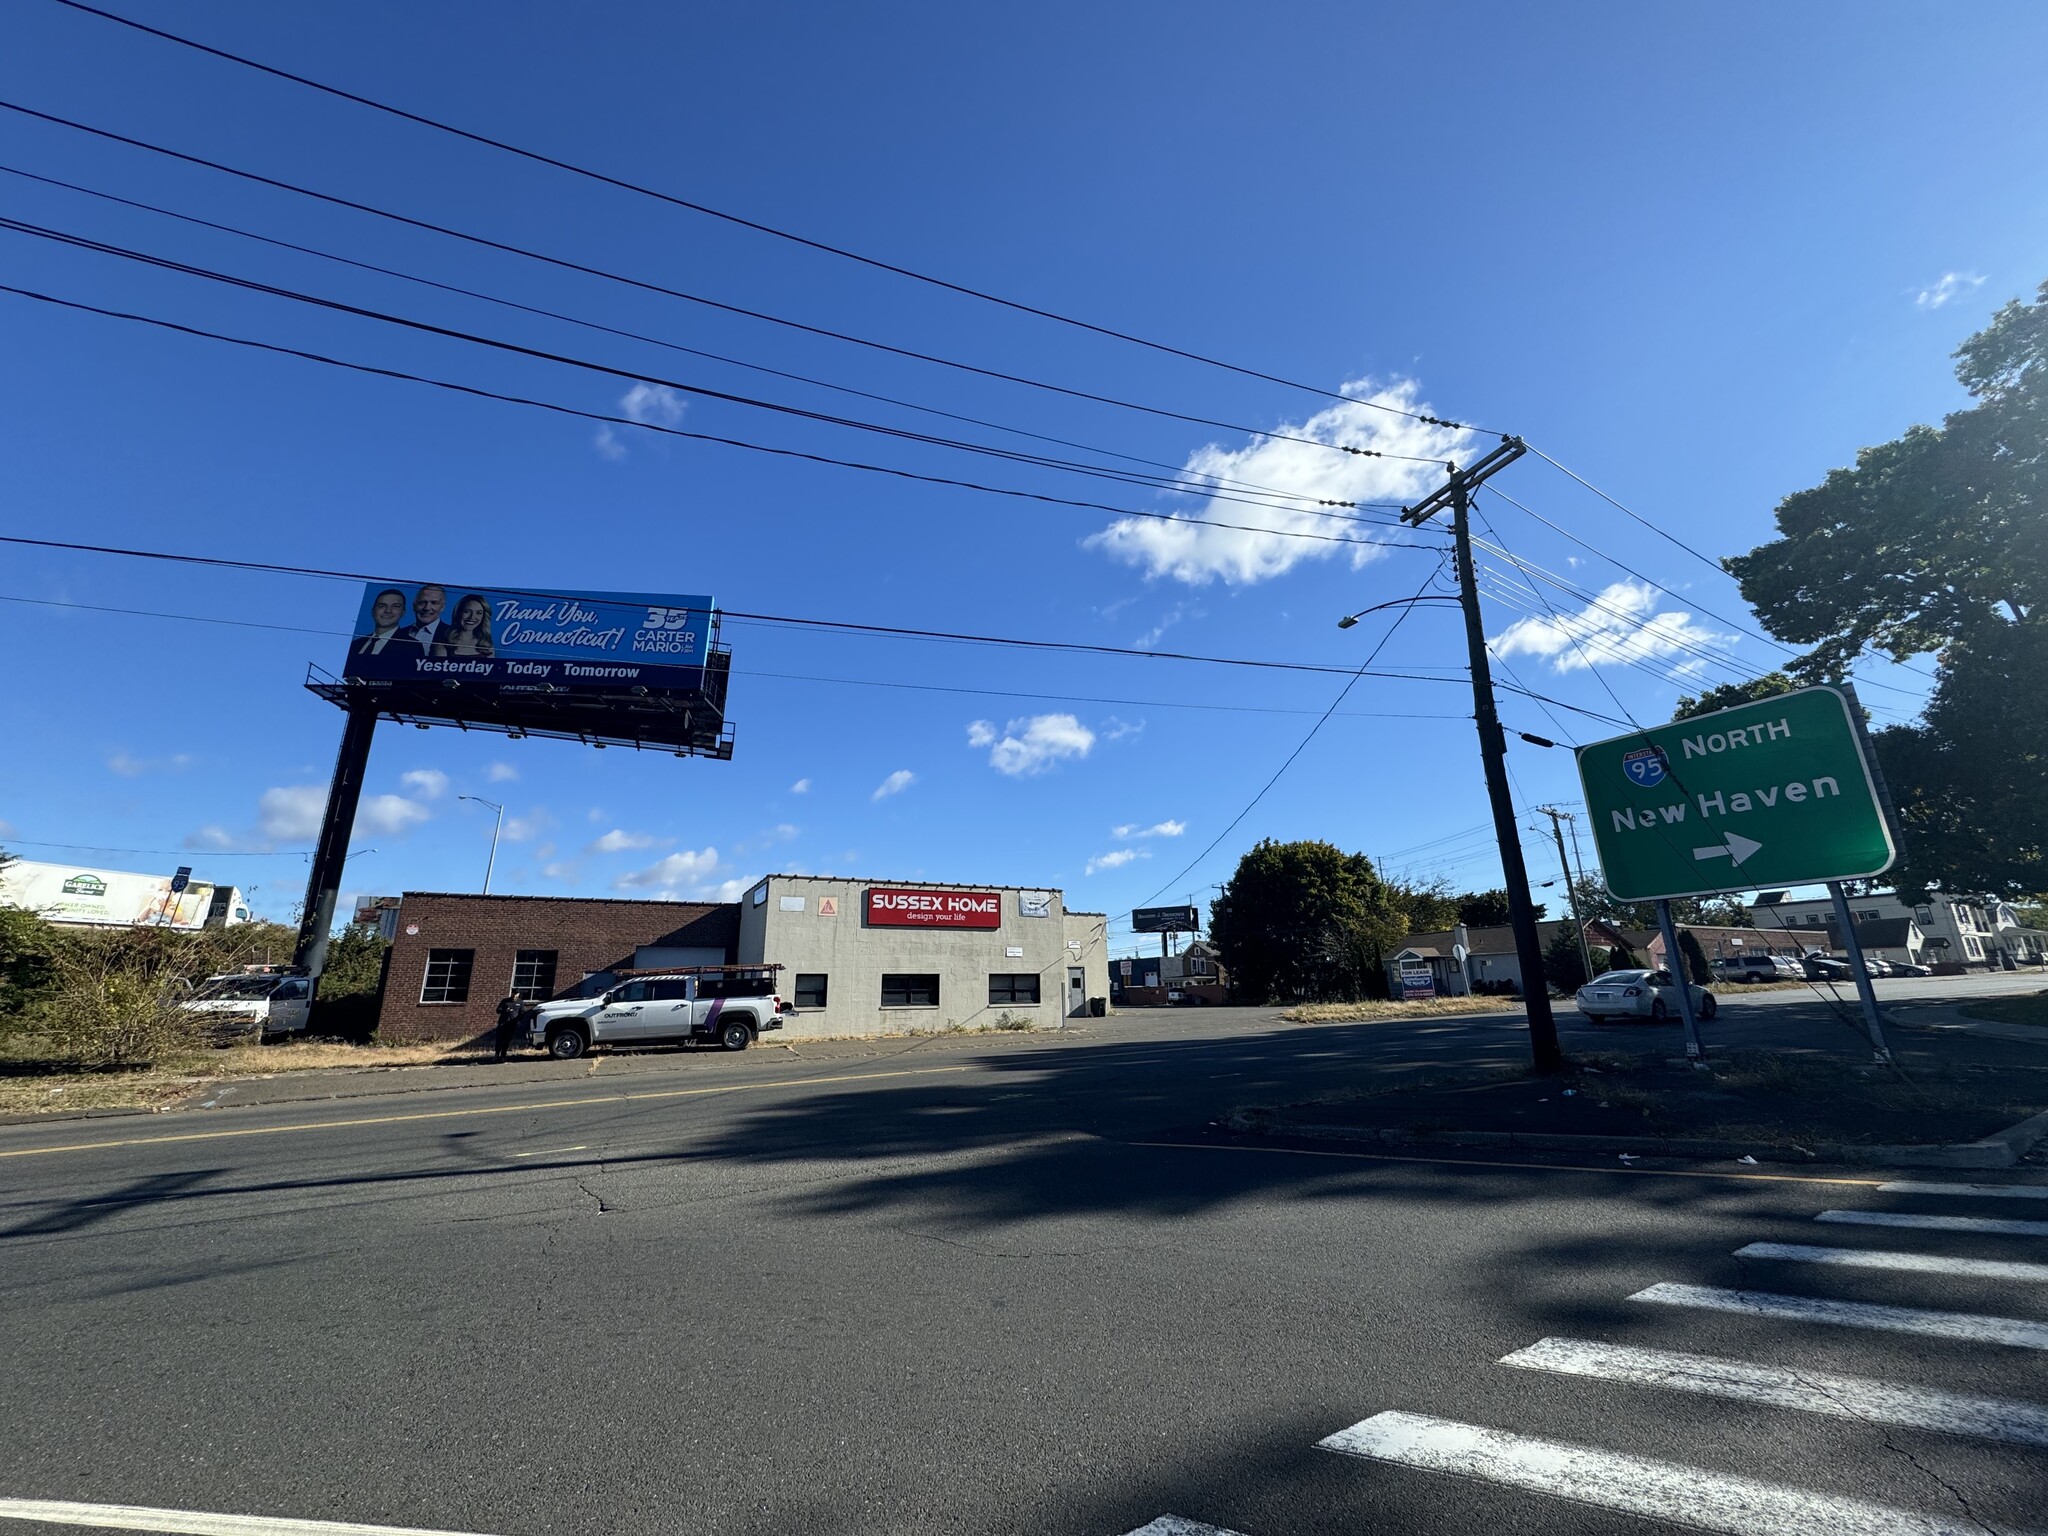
[1763,890,2042,970]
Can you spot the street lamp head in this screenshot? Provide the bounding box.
[1336,614,1359,629]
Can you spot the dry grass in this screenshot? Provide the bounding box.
[1282,996,1527,1024]
[1964,990,2048,1028]
[0,1037,475,1117]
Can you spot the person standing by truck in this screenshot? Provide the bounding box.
[494,993,526,1061]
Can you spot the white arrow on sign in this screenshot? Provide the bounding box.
[1692,832,1763,867]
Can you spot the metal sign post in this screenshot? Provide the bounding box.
[1654,898,1707,1062]
[1827,882,1895,1065]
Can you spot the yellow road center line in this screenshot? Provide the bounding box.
[0,1065,975,1160]
[1128,1140,1889,1187]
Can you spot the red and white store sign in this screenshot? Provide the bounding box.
[865,887,1002,929]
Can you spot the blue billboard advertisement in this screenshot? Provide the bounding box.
[343,582,717,693]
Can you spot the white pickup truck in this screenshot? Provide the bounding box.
[525,966,788,1059]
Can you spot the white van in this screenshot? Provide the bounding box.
[179,969,313,1041]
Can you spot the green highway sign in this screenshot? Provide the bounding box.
[1575,685,1895,902]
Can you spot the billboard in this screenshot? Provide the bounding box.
[318,580,732,757]
[1131,905,1199,934]
[0,860,222,930]
[865,887,1002,929]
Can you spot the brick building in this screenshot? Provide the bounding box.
[376,892,737,1044]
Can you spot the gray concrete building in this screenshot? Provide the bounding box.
[736,874,1109,1038]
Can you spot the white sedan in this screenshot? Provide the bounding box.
[1575,968,1718,1023]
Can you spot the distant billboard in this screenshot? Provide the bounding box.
[1,860,222,930]
[1131,905,1199,934]
[318,580,732,757]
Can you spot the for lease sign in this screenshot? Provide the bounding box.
[865,887,1002,929]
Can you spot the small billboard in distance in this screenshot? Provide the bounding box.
[1131,905,1199,934]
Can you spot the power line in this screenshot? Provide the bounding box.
[0,99,1460,466]
[0,530,1457,683]
[46,0,1491,432]
[3,160,1377,518]
[0,214,1418,526]
[0,282,1435,555]
[1133,563,1454,905]
[1,836,312,858]
[0,592,1478,724]
[0,215,1419,529]
[1481,479,1933,696]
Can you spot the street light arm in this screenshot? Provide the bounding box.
[1336,595,1462,629]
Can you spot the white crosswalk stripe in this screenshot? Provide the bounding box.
[1817,1209,2048,1238]
[1117,1520,1250,1536]
[1878,1181,2048,1201]
[1736,1240,2048,1282]
[1318,1411,2017,1535]
[1629,1281,2048,1348]
[1499,1336,2048,1445]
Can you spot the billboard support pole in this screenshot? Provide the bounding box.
[293,700,379,983]
[1827,881,1894,1064]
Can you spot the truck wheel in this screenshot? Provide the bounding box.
[547,1026,588,1060]
[720,1020,753,1052]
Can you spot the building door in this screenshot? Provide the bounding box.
[1067,966,1086,1017]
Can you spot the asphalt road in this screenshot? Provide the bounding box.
[1,973,2043,1535]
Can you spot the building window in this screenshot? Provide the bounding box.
[1857,910,1880,922]
[794,973,829,1009]
[1914,905,1933,925]
[510,950,558,1002]
[1964,936,1983,960]
[881,973,940,1007]
[420,949,474,1004]
[988,973,1040,1006]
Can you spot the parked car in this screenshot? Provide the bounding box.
[1861,955,1895,978]
[526,965,787,1058]
[1890,961,1934,977]
[1575,968,1718,1024]
[177,967,312,1041]
[1711,953,1802,984]
[1801,952,1853,981]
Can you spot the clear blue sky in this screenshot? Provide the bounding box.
[3,0,2042,952]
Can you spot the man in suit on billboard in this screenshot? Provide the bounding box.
[353,588,425,658]
[403,585,451,651]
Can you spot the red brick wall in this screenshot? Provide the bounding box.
[374,892,739,1044]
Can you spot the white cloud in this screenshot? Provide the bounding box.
[789,778,811,795]
[358,794,432,836]
[1101,716,1143,742]
[971,714,1096,777]
[108,751,195,777]
[1134,605,1189,650]
[1488,580,1732,675]
[594,384,688,459]
[1086,848,1149,876]
[1915,271,1986,309]
[541,861,579,882]
[872,770,916,801]
[486,762,519,783]
[258,785,327,843]
[615,846,722,893]
[769,823,800,841]
[400,768,449,800]
[504,810,548,842]
[182,826,239,851]
[1086,379,1467,586]
[1114,820,1186,839]
[588,828,659,854]
[703,875,758,902]
[0,819,16,839]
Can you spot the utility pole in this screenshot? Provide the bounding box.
[292,702,379,982]
[1536,806,1593,984]
[459,795,506,895]
[1402,438,1562,1073]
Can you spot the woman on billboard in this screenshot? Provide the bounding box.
[432,593,496,658]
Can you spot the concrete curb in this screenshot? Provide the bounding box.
[1252,1104,2048,1169]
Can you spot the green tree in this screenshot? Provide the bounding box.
[1542,923,1590,995]
[1210,839,1408,1004]
[311,928,390,1040]
[1673,672,1802,721]
[1725,280,2046,894]
[1453,888,1548,926]
[1678,928,1712,985]
[1385,877,1460,933]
